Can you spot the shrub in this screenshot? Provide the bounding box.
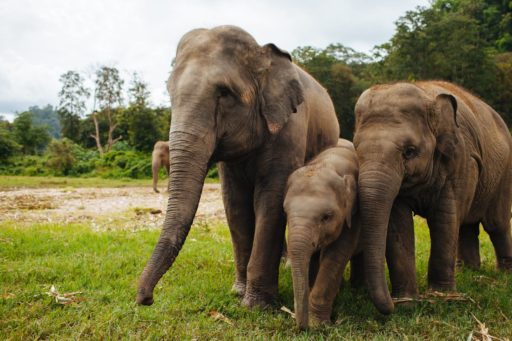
[46,139,76,175]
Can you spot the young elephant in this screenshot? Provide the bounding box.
[151,141,170,193]
[353,81,512,314]
[284,139,362,329]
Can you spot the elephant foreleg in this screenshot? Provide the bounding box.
[309,225,359,325]
[427,191,459,291]
[386,200,418,299]
[242,184,287,308]
[218,163,255,297]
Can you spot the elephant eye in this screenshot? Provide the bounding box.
[218,86,231,98]
[320,212,333,223]
[403,146,418,160]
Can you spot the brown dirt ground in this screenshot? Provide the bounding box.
[0,184,225,231]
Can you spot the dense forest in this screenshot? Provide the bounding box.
[1,0,510,178]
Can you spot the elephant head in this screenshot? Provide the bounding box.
[136,26,305,305]
[352,83,458,314]
[284,160,357,329]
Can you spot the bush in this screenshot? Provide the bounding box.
[46,139,76,175]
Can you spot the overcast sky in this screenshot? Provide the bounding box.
[0,0,430,121]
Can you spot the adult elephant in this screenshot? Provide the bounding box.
[136,26,339,307]
[152,140,170,193]
[353,81,512,314]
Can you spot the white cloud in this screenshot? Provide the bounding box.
[0,0,429,115]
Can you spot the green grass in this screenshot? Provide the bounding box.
[0,175,218,189]
[0,219,510,340]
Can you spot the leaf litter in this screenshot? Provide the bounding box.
[208,310,233,325]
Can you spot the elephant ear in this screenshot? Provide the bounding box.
[343,176,358,229]
[259,43,305,134]
[431,93,459,158]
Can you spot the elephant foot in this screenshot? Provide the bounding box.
[241,290,275,309]
[309,304,331,327]
[231,280,246,297]
[456,258,481,270]
[153,188,160,193]
[428,281,456,292]
[309,314,331,328]
[497,257,512,271]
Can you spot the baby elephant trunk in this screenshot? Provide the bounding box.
[288,224,315,329]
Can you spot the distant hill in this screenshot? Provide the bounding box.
[28,105,60,138]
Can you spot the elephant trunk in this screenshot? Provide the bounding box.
[137,124,215,305]
[358,161,402,314]
[152,155,160,193]
[288,224,315,329]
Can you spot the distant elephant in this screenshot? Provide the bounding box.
[353,81,512,314]
[284,139,363,329]
[152,141,170,193]
[136,26,339,308]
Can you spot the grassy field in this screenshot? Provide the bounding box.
[0,175,218,189]
[1,218,511,340]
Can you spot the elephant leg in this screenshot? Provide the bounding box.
[482,171,512,271]
[310,226,358,325]
[386,200,418,299]
[427,192,459,291]
[242,180,288,308]
[483,217,512,271]
[457,223,481,269]
[350,252,365,289]
[152,159,160,193]
[218,162,255,297]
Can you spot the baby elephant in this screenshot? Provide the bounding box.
[284,139,362,329]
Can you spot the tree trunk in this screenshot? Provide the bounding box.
[90,111,104,156]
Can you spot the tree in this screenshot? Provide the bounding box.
[128,72,150,108]
[92,66,124,155]
[292,44,371,139]
[46,138,76,175]
[12,111,51,154]
[57,71,90,142]
[0,117,20,161]
[375,4,499,109]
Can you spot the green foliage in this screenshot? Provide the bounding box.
[45,139,76,176]
[375,5,497,96]
[96,150,152,179]
[0,118,21,161]
[57,70,90,142]
[292,44,373,139]
[12,111,51,155]
[95,66,124,110]
[120,105,170,152]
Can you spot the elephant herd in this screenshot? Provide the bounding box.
[139,25,512,329]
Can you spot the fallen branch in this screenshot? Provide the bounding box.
[46,285,85,305]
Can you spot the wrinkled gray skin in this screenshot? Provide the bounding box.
[136,26,339,307]
[152,141,170,193]
[284,139,363,329]
[353,81,512,314]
